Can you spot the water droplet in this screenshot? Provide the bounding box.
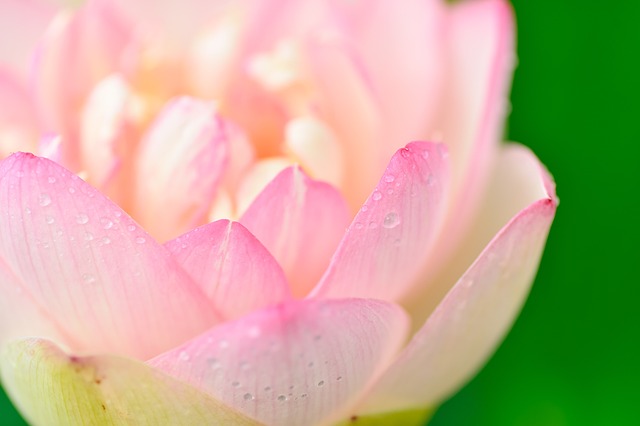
[76,214,89,225]
[45,215,55,224]
[114,210,122,218]
[317,380,325,387]
[300,393,308,398]
[232,381,241,388]
[243,393,254,401]
[400,148,411,158]
[421,151,430,160]
[308,362,314,368]
[68,187,76,194]
[24,207,31,215]
[101,236,111,245]
[100,217,113,230]
[277,395,287,402]
[372,191,382,201]
[178,351,190,361]
[264,386,272,392]
[386,188,394,195]
[314,334,322,341]
[207,358,220,369]
[368,222,378,229]
[354,222,364,230]
[135,236,146,244]
[361,205,368,212]
[336,376,343,381]
[82,273,96,284]
[383,212,400,229]
[127,224,136,232]
[38,194,51,207]
[384,174,395,183]
[15,170,24,177]
[47,176,56,184]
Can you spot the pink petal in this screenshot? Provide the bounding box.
[0,153,218,359]
[240,166,350,298]
[0,263,68,349]
[439,0,516,240]
[0,70,39,157]
[306,38,382,208]
[0,0,57,75]
[32,1,132,166]
[356,146,557,415]
[310,142,450,302]
[149,298,409,426]
[165,220,292,320]
[331,0,447,160]
[133,97,228,242]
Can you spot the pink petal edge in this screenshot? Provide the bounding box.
[150,298,409,426]
[356,146,557,415]
[165,219,292,320]
[0,153,219,359]
[310,141,450,302]
[240,165,350,298]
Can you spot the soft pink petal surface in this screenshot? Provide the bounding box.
[133,97,228,242]
[0,71,39,158]
[0,153,218,359]
[165,220,291,320]
[311,142,449,302]
[437,0,515,243]
[33,1,132,166]
[357,145,557,415]
[240,166,350,298]
[332,0,446,160]
[150,298,409,426]
[0,0,57,75]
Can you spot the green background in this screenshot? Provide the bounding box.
[1,0,638,425]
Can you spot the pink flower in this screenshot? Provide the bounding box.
[0,0,557,425]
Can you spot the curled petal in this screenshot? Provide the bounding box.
[133,97,228,242]
[150,298,409,426]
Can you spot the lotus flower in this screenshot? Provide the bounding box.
[0,0,557,424]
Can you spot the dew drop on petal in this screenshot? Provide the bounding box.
[384,174,395,183]
[243,393,254,401]
[372,191,382,201]
[127,224,136,232]
[317,380,325,387]
[45,215,55,224]
[277,395,287,402]
[382,212,400,229]
[76,214,89,225]
[101,236,111,245]
[135,236,146,244]
[38,194,51,207]
[82,273,96,284]
[354,222,363,230]
[100,217,113,230]
[47,176,56,184]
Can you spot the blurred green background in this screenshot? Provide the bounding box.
[1,0,638,425]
